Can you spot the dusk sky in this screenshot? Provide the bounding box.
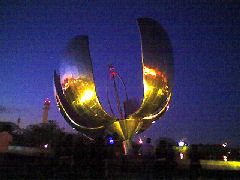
[0,1,239,146]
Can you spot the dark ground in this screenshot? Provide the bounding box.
[0,153,240,179]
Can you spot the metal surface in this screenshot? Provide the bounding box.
[54,18,174,140]
[127,18,174,133]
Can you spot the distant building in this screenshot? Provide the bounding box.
[17,117,21,128]
[42,98,51,123]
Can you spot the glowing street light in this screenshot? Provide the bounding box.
[108,137,114,144]
[178,141,185,147]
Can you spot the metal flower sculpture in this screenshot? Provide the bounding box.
[54,18,174,153]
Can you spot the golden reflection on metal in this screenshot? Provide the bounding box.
[128,65,170,120]
[54,18,174,141]
[61,69,117,128]
[143,93,171,120]
[55,93,104,130]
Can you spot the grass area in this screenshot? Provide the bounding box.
[201,160,240,170]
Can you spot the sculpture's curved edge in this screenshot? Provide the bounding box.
[55,92,105,137]
[143,93,171,121]
[137,93,171,134]
[54,70,105,131]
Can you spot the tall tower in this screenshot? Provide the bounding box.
[17,117,21,128]
[42,98,51,123]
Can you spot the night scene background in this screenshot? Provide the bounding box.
[0,1,239,147]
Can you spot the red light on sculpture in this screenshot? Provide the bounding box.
[110,72,117,79]
[108,64,117,79]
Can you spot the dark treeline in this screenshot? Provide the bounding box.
[1,122,240,179]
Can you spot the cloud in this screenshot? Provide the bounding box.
[0,105,22,114]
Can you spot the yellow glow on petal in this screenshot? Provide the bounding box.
[157,89,164,96]
[80,90,94,103]
[143,80,153,93]
[56,94,104,130]
[143,80,149,93]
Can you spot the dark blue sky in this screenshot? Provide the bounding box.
[0,1,239,146]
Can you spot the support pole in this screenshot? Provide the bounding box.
[108,64,124,120]
[106,75,115,116]
[113,78,124,120]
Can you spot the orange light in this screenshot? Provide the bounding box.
[123,142,126,154]
[143,66,167,83]
[62,77,77,89]
[143,66,157,77]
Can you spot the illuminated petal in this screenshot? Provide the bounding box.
[128,18,174,130]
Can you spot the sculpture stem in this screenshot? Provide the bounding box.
[122,139,132,155]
